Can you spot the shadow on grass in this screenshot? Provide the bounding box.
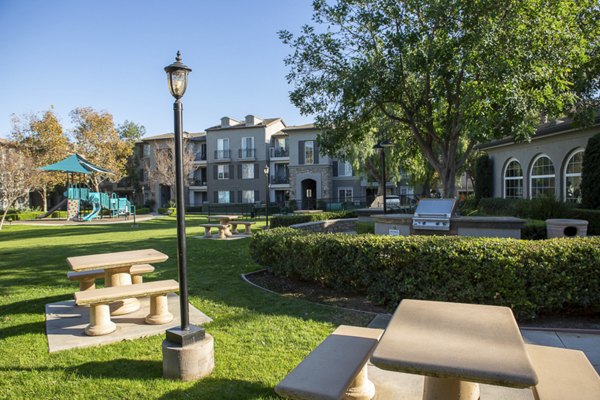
[0,320,46,339]
[68,359,161,380]
[157,377,275,400]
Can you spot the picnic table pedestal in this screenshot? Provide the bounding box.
[371,299,538,400]
[104,266,140,315]
[209,215,238,237]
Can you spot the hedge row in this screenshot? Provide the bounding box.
[269,211,357,228]
[250,229,600,319]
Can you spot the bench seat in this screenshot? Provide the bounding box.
[230,221,256,235]
[67,264,155,290]
[198,223,229,239]
[74,279,179,336]
[275,325,384,400]
[526,344,600,400]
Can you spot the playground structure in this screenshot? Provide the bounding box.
[66,185,135,221]
[37,154,136,222]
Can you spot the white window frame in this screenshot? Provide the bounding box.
[563,148,584,203]
[217,164,229,180]
[242,163,254,179]
[143,144,150,157]
[503,158,524,199]
[305,141,314,164]
[529,154,555,199]
[241,137,254,159]
[217,138,229,151]
[338,187,353,202]
[338,161,353,177]
[242,190,255,204]
[218,191,230,203]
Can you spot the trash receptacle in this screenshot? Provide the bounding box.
[545,219,588,238]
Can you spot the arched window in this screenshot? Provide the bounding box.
[564,149,584,203]
[530,155,555,198]
[504,159,523,199]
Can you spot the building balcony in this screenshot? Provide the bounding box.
[188,179,207,189]
[194,152,207,163]
[214,150,231,161]
[238,148,256,159]
[270,147,289,159]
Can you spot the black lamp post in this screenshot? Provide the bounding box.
[164,51,204,346]
[373,139,394,214]
[264,164,270,228]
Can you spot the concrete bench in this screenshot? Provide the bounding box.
[230,221,256,235]
[275,325,384,400]
[74,279,179,336]
[198,223,229,239]
[67,264,155,291]
[526,344,600,400]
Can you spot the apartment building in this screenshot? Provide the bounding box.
[134,115,403,210]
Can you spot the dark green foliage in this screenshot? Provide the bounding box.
[135,207,150,214]
[566,208,600,235]
[474,154,493,200]
[476,197,570,220]
[269,211,357,228]
[355,222,375,234]
[521,220,547,240]
[581,133,600,209]
[250,229,600,319]
[157,207,175,215]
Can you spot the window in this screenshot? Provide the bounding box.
[217,164,229,180]
[338,188,353,202]
[216,138,230,159]
[530,155,555,198]
[241,137,254,158]
[564,150,584,203]
[218,191,230,203]
[305,141,314,164]
[242,190,255,203]
[242,163,254,179]
[503,159,523,199]
[143,144,150,157]
[338,161,353,177]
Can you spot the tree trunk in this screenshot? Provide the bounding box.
[41,187,47,212]
[0,207,9,230]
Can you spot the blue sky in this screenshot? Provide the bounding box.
[0,0,316,138]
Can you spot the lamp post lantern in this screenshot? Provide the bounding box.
[264,164,270,228]
[164,51,204,346]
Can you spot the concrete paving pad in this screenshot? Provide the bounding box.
[45,293,212,353]
[193,235,248,241]
[520,329,564,347]
[556,332,600,374]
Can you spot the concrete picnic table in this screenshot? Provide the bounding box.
[371,299,538,400]
[207,215,239,236]
[67,249,169,316]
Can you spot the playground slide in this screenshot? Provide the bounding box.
[35,198,68,219]
[82,200,101,221]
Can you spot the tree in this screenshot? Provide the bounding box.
[281,0,599,197]
[145,136,196,204]
[581,133,600,209]
[118,120,146,143]
[70,107,133,192]
[10,109,70,211]
[0,143,37,230]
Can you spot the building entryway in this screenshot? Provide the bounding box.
[301,179,317,210]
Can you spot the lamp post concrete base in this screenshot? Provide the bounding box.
[162,333,214,381]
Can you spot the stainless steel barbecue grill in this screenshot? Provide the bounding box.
[412,199,457,231]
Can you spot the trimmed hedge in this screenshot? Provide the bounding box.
[250,229,600,319]
[566,208,600,235]
[135,207,150,215]
[270,211,357,228]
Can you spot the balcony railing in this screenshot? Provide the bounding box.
[214,150,231,160]
[270,147,289,158]
[271,176,290,184]
[195,152,207,162]
[239,148,256,159]
[188,178,207,187]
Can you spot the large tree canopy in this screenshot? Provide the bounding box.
[281,0,599,196]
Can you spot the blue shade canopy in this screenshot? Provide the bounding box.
[40,154,113,174]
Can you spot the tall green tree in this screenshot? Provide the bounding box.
[70,107,133,192]
[10,109,70,211]
[281,0,599,197]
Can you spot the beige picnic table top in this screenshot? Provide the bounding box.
[371,299,538,388]
[67,249,169,272]
[208,215,239,220]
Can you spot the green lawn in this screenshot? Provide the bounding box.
[0,215,372,399]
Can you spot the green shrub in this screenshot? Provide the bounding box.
[521,220,547,240]
[476,197,570,220]
[4,211,46,221]
[157,207,176,215]
[566,208,600,235]
[270,211,357,228]
[356,221,375,234]
[581,133,600,209]
[250,229,600,319]
[135,207,150,215]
